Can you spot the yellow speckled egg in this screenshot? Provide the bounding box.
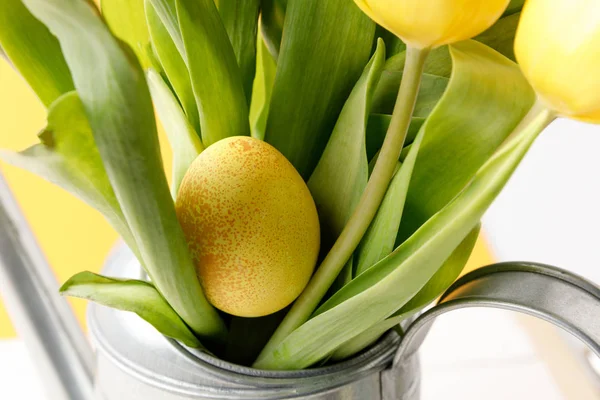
[175,136,320,317]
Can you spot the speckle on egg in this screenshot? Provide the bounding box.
[175,136,320,317]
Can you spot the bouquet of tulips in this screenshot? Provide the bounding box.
[1,0,598,370]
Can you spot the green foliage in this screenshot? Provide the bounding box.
[218,0,261,102]
[61,272,202,348]
[260,0,287,59]
[146,0,200,133]
[307,41,385,289]
[101,0,151,68]
[354,126,422,277]
[20,0,226,341]
[308,42,385,249]
[0,0,74,107]
[254,41,540,370]
[333,225,479,360]
[177,0,250,146]
[147,69,203,197]
[0,92,137,257]
[396,40,535,246]
[264,0,376,178]
[249,35,277,140]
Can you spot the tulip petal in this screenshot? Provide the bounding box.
[515,0,600,123]
[353,0,510,48]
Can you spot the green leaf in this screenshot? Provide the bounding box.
[259,0,287,60]
[371,10,522,125]
[308,41,385,249]
[253,41,543,370]
[366,115,424,161]
[218,0,261,103]
[176,0,250,146]
[21,0,226,340]
[264,0,375,179]
[373,25,405,59]
[372,73,449,117]
[101,0,151,68]
[333,224,479,360]
[0,0,74,107]
[354,125,425,276]
[504,0,524,16]
[61,271,201,348]
[322,40,534,314]
[147,69,203,197]
[475,13,520,62]
[0,92,138,257]
[249,33,277,140]
[146,0,200,134]
[147,0,183,56]
[396,40,535,246]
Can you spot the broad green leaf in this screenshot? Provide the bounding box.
[475,13,520,62]
[61,272,201,348]
[372,73,449,116]
[504,0,524,16]
[264,0,375,179]
[147,0,183,56]
[333,224,479,360]
[218,0,261,102]
[0,0,74,107]
[260,0,287,60]
[21,0,226,340]
[321,41,534,314]
[147,69,203,197]
[101,0,151,68]
[177,0,250,146]
[308,42,385,249]
[146,0,200,133]
[254,41,544,370]
[0,92,138,258]
[366,115,424,161]
[330,258,355,292]
[373,25,405,59]
[355,125,425,276]
[396,40,534,246]
[371,10,522,123]
[249,34,277,140]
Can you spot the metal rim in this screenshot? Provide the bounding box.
[169,331,399,382]
[393,261,600,366]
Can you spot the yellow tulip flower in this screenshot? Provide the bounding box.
[515,0,600,123]
[353,0,510,49]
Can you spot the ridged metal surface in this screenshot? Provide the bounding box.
[0,173,95,400]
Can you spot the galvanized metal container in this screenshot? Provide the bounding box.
[89,246,421,400]
[89,246,600,400]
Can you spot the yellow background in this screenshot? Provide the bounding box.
[0,57,494,338]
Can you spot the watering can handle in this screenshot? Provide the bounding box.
[0,172,95,400]
[384,261,600,398]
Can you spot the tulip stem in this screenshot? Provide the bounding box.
[255,46,430,366]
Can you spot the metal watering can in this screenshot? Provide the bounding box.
[1,172,599,400]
